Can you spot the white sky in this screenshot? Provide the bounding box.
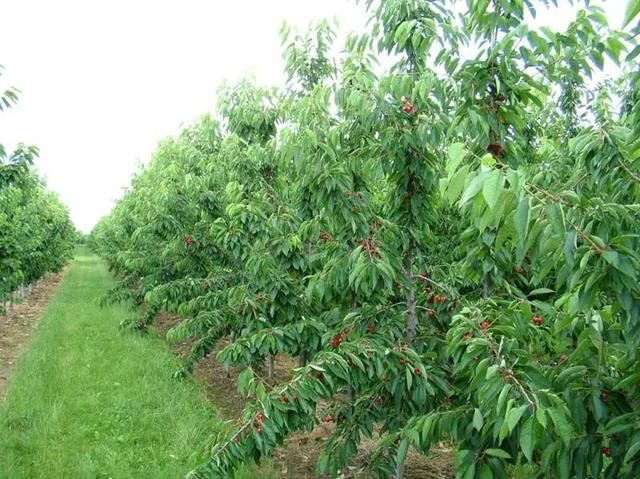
[0,1,625,233]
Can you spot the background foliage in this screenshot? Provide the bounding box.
[92,1,640,477]
[0,65,76,310]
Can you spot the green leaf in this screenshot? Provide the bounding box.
[482,170,504,212]
[485,448,511,459]
[623,434,640,463]
[548,407,573,447]
[520,416,535,462]
[545,202,565,236]
[514,197,530,246]
[473,408,484,431]
[602,250,620,268]
[528,288,554,296]
[446,165,470,204]
[480,153,496,169]
[460,172,488,206]
[624,0,640,26]
[507,405,528,433]
[397,437,410,465]
[447,142,467,175]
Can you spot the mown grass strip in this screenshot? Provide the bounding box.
[0,248,269,479]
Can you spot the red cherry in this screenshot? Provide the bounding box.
[399,359,407,366]
[414,367,422,376]
[322,415,334,423]
[532,315,543,326]
[487,142,506,157]
[600,391,609,401]
[256,412,265,423]
[316,371,324,380]
[602,447,611,457]
[481,321,490,330]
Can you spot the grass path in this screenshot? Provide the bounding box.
[0,248,226,479]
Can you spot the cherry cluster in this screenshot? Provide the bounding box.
[254,412,265,433]
[401,96,415,113]
[354,238,383,259]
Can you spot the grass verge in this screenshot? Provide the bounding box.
[0,248,271,479]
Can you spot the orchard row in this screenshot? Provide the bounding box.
[0,66,76,311]
[91,1,640,478]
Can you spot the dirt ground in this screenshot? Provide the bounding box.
[0,268,69,400]
[154,312,455,479]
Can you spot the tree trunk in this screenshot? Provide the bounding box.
[266,354,274,381]
[406,269,417,342]
[482,272,490,299]
[298,350,307,368]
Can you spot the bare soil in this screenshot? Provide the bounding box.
[154,312,455,479]
[0,267,69,399]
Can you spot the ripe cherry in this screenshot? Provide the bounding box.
[602,447,611,457]
[481,321,490,330]
[532,315,543,326]
[414,367,422,376]
[600,391,609,401]
[487,143,506,157]
[322,415,334,423]
[402,103,415,113]
[184,235,194,245]
[316,371,324,380]
[399,359,407,366]
[256,412,265,423]
[434,295,446,303]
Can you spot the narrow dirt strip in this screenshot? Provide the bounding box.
[0,267,69,399]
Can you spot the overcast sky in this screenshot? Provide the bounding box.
[0,1,625,233]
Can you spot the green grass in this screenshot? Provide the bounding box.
[0,247,274,479]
